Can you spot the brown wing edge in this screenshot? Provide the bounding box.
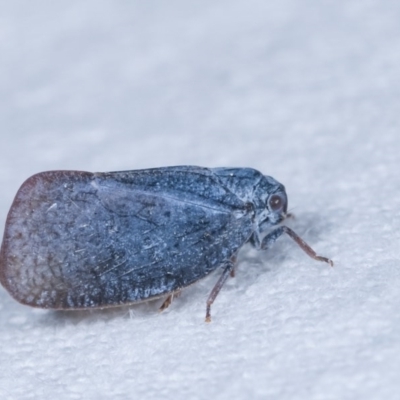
[0,170,93,306]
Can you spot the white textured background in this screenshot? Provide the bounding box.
[1,1,400,399]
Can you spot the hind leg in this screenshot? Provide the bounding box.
[205,261,235,323]
[159,290,182,312]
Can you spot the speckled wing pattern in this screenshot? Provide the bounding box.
[0,167,254,309]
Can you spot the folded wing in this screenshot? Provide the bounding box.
[0,168,253,309]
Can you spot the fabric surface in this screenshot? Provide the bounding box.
[1,1,400,399]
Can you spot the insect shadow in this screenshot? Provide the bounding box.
[41,301,159,326]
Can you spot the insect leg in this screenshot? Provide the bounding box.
[260,226,333,266]
[229,254,237,277]
[205,261,234,323]
[159,290,181,312]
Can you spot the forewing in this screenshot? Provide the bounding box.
[0,169,253,309]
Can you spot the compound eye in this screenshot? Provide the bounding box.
[268,194,285,212]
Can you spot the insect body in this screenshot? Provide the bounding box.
[0,166,332,321]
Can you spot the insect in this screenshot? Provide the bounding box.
[0,166,333,321]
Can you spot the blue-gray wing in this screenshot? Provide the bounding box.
[0,167,254,309]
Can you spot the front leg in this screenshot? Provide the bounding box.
[260,226,333,266]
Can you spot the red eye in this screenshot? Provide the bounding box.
[269,194,283,211]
